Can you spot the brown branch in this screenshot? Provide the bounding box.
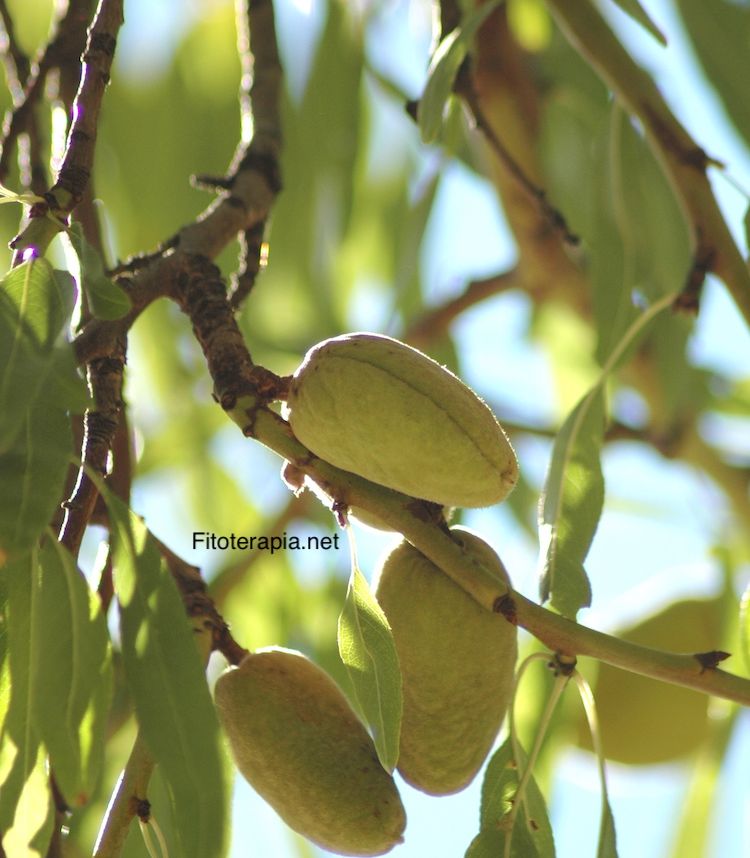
[229,220,267,309]
[10,0,122,264]
[0,0,94,185]
[59,340,126,557]
[456,61,578,246]
[72,0,284,366]
[0,0,30,98]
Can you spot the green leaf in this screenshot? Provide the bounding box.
[418,2,502,144]
[607,0,666,46]
[598,800,618,858]
[67,222,131,320]
[105,492,228,858]
[538,387,604,618]
[465,738,555,858]
[0,258,85,451]
[0,404,73,560]
[465,829,509,858]
[741,576,750,675]
[30,540,112,807]
[337,564,402,772]
[0,555,55,857]
[666,710,735,858]
[0,743,55,858]
[538,288,678,617]
[677,0,750,150]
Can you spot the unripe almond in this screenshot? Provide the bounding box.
[214,647,406,856]
[374,528,517,794]
[284,333,518,508]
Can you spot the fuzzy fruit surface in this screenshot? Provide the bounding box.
[375,527,518,795]
[285,333,518,508]
[579,598,723,765]
[214,647,406,856]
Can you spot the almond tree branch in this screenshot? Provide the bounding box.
[169,253,750,708]
[545,0,750,325]
[9,0,122,265]
[0,0,94,186]
[72,0,283,366]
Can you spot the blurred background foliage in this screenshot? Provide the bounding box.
[2,0,750,856]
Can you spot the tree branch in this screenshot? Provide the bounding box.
[0,0,94,186]
[92,733,155,858]
[545,0,750,326]
[169,254,750,708]
[10,0,122,264]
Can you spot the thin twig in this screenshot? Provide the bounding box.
[456,61,579,246]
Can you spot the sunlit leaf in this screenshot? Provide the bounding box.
[538,387,603,618]
[338,563,402,772]
[0,554,54,856]
[30,540,112,807]
[677,0,750,149]
[0,258,85,450]
[465,738,555,858]
[105,492,228,858]
[418,1,502,144]
[0,404,73,560]
[667,710,736,858]
[0,183,44,205]
[742,577,750,674]
[67,222,131,320]
[0,742,54,858]
[607,0,666,46]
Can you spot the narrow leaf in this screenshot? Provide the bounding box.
[538,388,604,618]
[0,742,55,858]
[68,222,131,320]
[418,1,502,144]
[742,581,750,680]
[607,0,666,46]
[0,554,54,856]
[30,541,112,806]
[0,258,84,450]
[338,564,402,772]
[667,711,735,858]
[465,829,508,858]
[466,738,555,858]
[0,405,73,560]
[538,291,677,617]
[677,0,750,150]
[105,492,228,858]
[573,674,619,858]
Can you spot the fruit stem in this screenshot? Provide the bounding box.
[505,663,569,857]
[572,670,616,856]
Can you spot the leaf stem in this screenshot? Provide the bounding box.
[505,668,568,858]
